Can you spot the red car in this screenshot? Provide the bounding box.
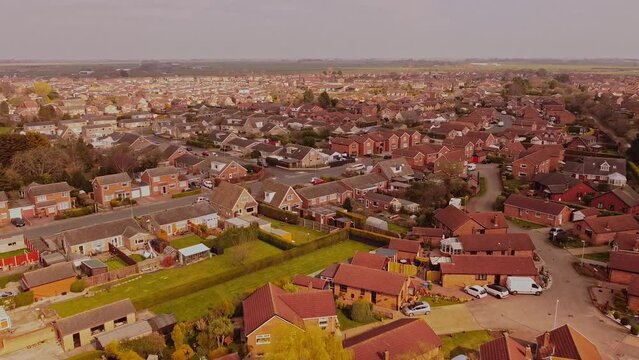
[310,177,325,185]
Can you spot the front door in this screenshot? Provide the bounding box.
[494,275,501,284]
[161,186,167,194]
[371,291,377,304]
[72,333,81,348]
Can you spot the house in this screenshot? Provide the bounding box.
[533,172,596,203]
[332,263,410,310]
[0,191,9,227]
[627,275,639,312]
[371,158,415,182]
[456,233,536,257]
[340,173,388,199]
[503,195,571,227]
[344,318,442,360]
[23,121,57,135]
[210,181,257,218]
[146,203,219,237]
[440,255,538,288]
[330,137,359,157]
[277,145,326,168]
[296,181,352,209]
[253,179,302,212]
[480,334,531,360]
[591,186,639,214]
[25,182,73,217]
[350,251,388,270]
[468,212,509,234]
[291,275,329,292]
[535,324,602,360]
[512,150,552,181]
[388,239,422,262]
[242,283,338,357]
[54,299,136,351]
[363,192,419,213]
[433,205,483,236]
[140,166,187,196]
[208,159,248,182]
[21,262,77,300]
[92,172,132,206]
[406,227,446,247]
[608,251,639,285]
[573,214,639,245]
[58,218,152,255]
[562,157,627,187]
[173,153,209,175]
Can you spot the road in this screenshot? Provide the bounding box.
[467,163,501,212]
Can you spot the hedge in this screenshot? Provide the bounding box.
[12,291,34,308]
[336,209,367,228]
[206,226,258,249]
[132,229,349,310]
[258,203,299,225]
[70,279,86,293]
[172,189,202,199]
[258,230,295,250]
[54,206,95,220]
[348,228,397,247]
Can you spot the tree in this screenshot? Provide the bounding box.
[104,145,138,174]
[318,91,332,109]
[627,134,639,163]
[11,146,69,183]
[302,136,316,147]
[33,82,52,97]
[554,73,571,83]
[208,317,233,349]
[171,322,189,348]
[0,101,8,115]
[171,344,194,360]
[303,89,315,104]
[37,104,57,120]
[0,133,49,166]
[120,333,166,359]
[342,197,353,212]
[104,341,144,360]
[350,300,375,323]
[265,325,352,360]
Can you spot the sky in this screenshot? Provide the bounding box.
[1,0,638,61]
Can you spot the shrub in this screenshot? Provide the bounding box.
[54,206,95,220]
[258,203,299,224]
[613,311,621,319]
[110,198,123,207]
[265,157,279,166]
[70,279,86,293]
[161,256,175,268]
[172,189,202,199]
[258,230,294,250]
[12,291,34,307]
[631,324,639,336]
[351,300,375,323]
[621,317,630,326]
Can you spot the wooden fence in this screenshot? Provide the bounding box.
[85,264,138,287]
[298,218,337,233]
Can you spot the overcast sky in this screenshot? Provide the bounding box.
[1,0,638,61]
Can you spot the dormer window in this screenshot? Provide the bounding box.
[600,162,610,172]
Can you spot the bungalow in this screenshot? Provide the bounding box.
[25,182,74,217]
[146,203,219,236]
[371,158,415,182]
[503,194,571,227]
[253,179,302,212]
[278,145,326,168]
[332,263,410,311]
[456,233,535,257]
[59,218,152,255]
[344,318,442,360]
[291,275,329,292]
[407,227,446,247]
[350,251,388,270]
[210,181,258,218]
[468,212,509,234]
[433,205,483,236]
[607,251,639,285]
[572,214,639,245]
[591,186,639,214]
[242,283,338,357]
[340,173,388,199]
[388,239,422,263]
[54,299,136,351]
[21,262,77,300]
[140,166,187,196]
[296,181,352,209]
[363,192,419,213]
[92,172,132,206]
[440,255,538,288]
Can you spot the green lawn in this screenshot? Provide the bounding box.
[105,257,127,270]
[129,254,146,262]
[583,252,610,262]
[421,295,464,307]
[152,240,374,320]
[441,330,494,359]
[337,308,378,330]
[65,351,103,360]
[0,272,23,288]
[170,234,204,249]
[260,216,326,244]
[0,248,29,260]
[387,222,409,235]
[50,241,282,317]
[506,217,546,229]
[503,178,526,191]
[0,127,12,134]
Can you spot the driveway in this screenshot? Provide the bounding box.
[465,223,638,359]
[468,163,501,212]
[424,304,483,335]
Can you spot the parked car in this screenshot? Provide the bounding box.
[549,227,564,236]
[202,180,214,189]
[506,277,543,295]
[402,301,431,316]
[346,163,366,172]
[505,165,513,171]
[202,151,210,157]
[11,218,25,227]
[193,197,210,204]
[497,121,505,127]
[257,158,268,167]
[464,285,488,299]
[466,163,477,171]
[310,177,325,185]
[383,154,392,159]
[186,147,193,152]
[484,284,510,299]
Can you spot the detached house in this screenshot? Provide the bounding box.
[296,181,352,209]
[562,157,627,187]
[254,179,302,212]
[278,145,326,168]
[512,150,552,181]
[573,214,639,245]
[59,218,152,255]
[433,205,483,236]
[25,182,74,217]
[210,181,257,218]
[208,159,248,181]
[440,255,538,288]
[146,203,219,237]
[591,186,639,214]
[140,166,187,196]
[332,263,410,311]
[92,172,132,206]
[340,173,388,199]
[533,172,596,203]
[503,195,571,227]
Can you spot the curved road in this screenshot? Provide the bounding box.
[468,163,501,212]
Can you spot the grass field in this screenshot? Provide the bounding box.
[169,234,204,249]
[506,217,546,230]
[0,248,29,260]
[151,240,373,320]
[105,257,127,270]
[440,330,494,359]
[129,254,146,262]
[387,222,409,235]
[260,216,325,244]
[50,241,282,317]
[583,252,610,262]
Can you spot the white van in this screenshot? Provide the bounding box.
[506,276,543,295]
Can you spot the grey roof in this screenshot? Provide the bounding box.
[81,259,108,269]
[61,218,146,247]
[281,145,314,160]
[373,158,415,180]
[95,321,152,349]
[22,262,76,288]
[143,166,179,177]
[26,182,73,196]
[296,181,350,200]
[608,186,639,207]
[563,156,626,177]
[178,243,210,257]
[147,313,177,332]
[55,299,136,336]
[149,202,216,225]
[94,172,131,185]
[340,173,387,190]
[174,153,206,167]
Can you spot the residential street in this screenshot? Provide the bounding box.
[467,163,501,212]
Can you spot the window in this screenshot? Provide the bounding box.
[535,212,541,218]
[597,202,603,209]
[520,164,527,169]
[339,285,348,293]
[518,172,527,178]
[360,289,365,296]
[256,334,271,345]
[547,214,554,220]
[319,317,329,329]
[287,194,293,201]
[36,195,47,203]
[121,182,128,187]
[153,176,160,182]
[476,274,487,280]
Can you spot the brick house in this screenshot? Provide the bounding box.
[210,181,257,218]
[140,166,186,196]
[433,205,483,236]
[440,255,538,288]
[562,156,627,187]
[0,191,9,227]
[296,182,352,209]
[92,172,132,206]
[608,251,639,285]
[253,179,302,212]
[468,212,509,234]
[533,172,596,203]
[25,182,74,217]
[209,160,248,182]
[340,173,388,199]
[332,263,410,311]
[591,186,639,214]
[354,135,376,156]
[572,214,639,245]
[330,137,358,157]
[242,283,338,357]
[456,233,535,257]
[503,194,571,227]
[512,150,552,181]
[21,262,77,300]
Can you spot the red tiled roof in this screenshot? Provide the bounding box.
[440,255,538,276]
[291,275,328,290]
[480,335,528,360]
[409,227,446,237]
[350,252,387,270]
[628,275,639,297]
[536,324,602,360]
[388,239,421,254]
[458,233,535,252]
[469,212,508,230]
[608,251,639,274]
[333,264,407,296]
[504,194,568,216]
[581,214,639,234]
[344,318,442,360]
[433,205,472,231]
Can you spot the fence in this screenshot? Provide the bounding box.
[0,238,40,270]
[298,218,337,233]
[361,224,404,239]
[85,264,138,287]
[108,243,136,266]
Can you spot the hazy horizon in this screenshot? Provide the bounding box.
[2,0,638,61]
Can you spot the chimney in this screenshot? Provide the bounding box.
[542,331,551,348]
[524,345,533,360]
[383,350,390,360]
[493,214,499,227]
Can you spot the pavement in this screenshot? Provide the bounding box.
[424,304,483,335]
[467,163,501,212]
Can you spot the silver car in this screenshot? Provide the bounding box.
[464,285,488,299]
[484,284,510,299]
[402,301,432,316]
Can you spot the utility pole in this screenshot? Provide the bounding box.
[553,299,559,329]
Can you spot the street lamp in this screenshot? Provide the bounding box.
[580,240,586,266]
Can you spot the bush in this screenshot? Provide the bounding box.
[265,157,279,166]
[258,230,294,250]
[621,317,630,326]
[631,324,639,336]
[208,225,258,249]
[258,203,299,224]
[54,206,95,220]
[613,311,621,319]
[70,279,86,293]
[351,300,375,323]
[171,189,202,199]
[12,291,34,307]
[348,228,396,246]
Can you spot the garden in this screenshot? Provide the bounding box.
[440,330,495,359]
[259,215,325,244]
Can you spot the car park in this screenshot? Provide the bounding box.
[464,285,488,299]
[11,218,26,227]
[401,301,431,316]
[484,284,510,299]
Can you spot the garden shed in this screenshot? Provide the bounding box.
[178,243,210,265]
[80,259,108,276]
[365,216,388,231]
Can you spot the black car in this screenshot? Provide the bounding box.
[11,218,26,227]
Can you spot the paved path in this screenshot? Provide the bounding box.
[467,163,501,212]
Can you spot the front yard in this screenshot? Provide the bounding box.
[260,216,326,244]
[0,248,29,260]
[440,330,494,359]
[337,307,379,330]
[50,240,283,317]
[151,240,374,320]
